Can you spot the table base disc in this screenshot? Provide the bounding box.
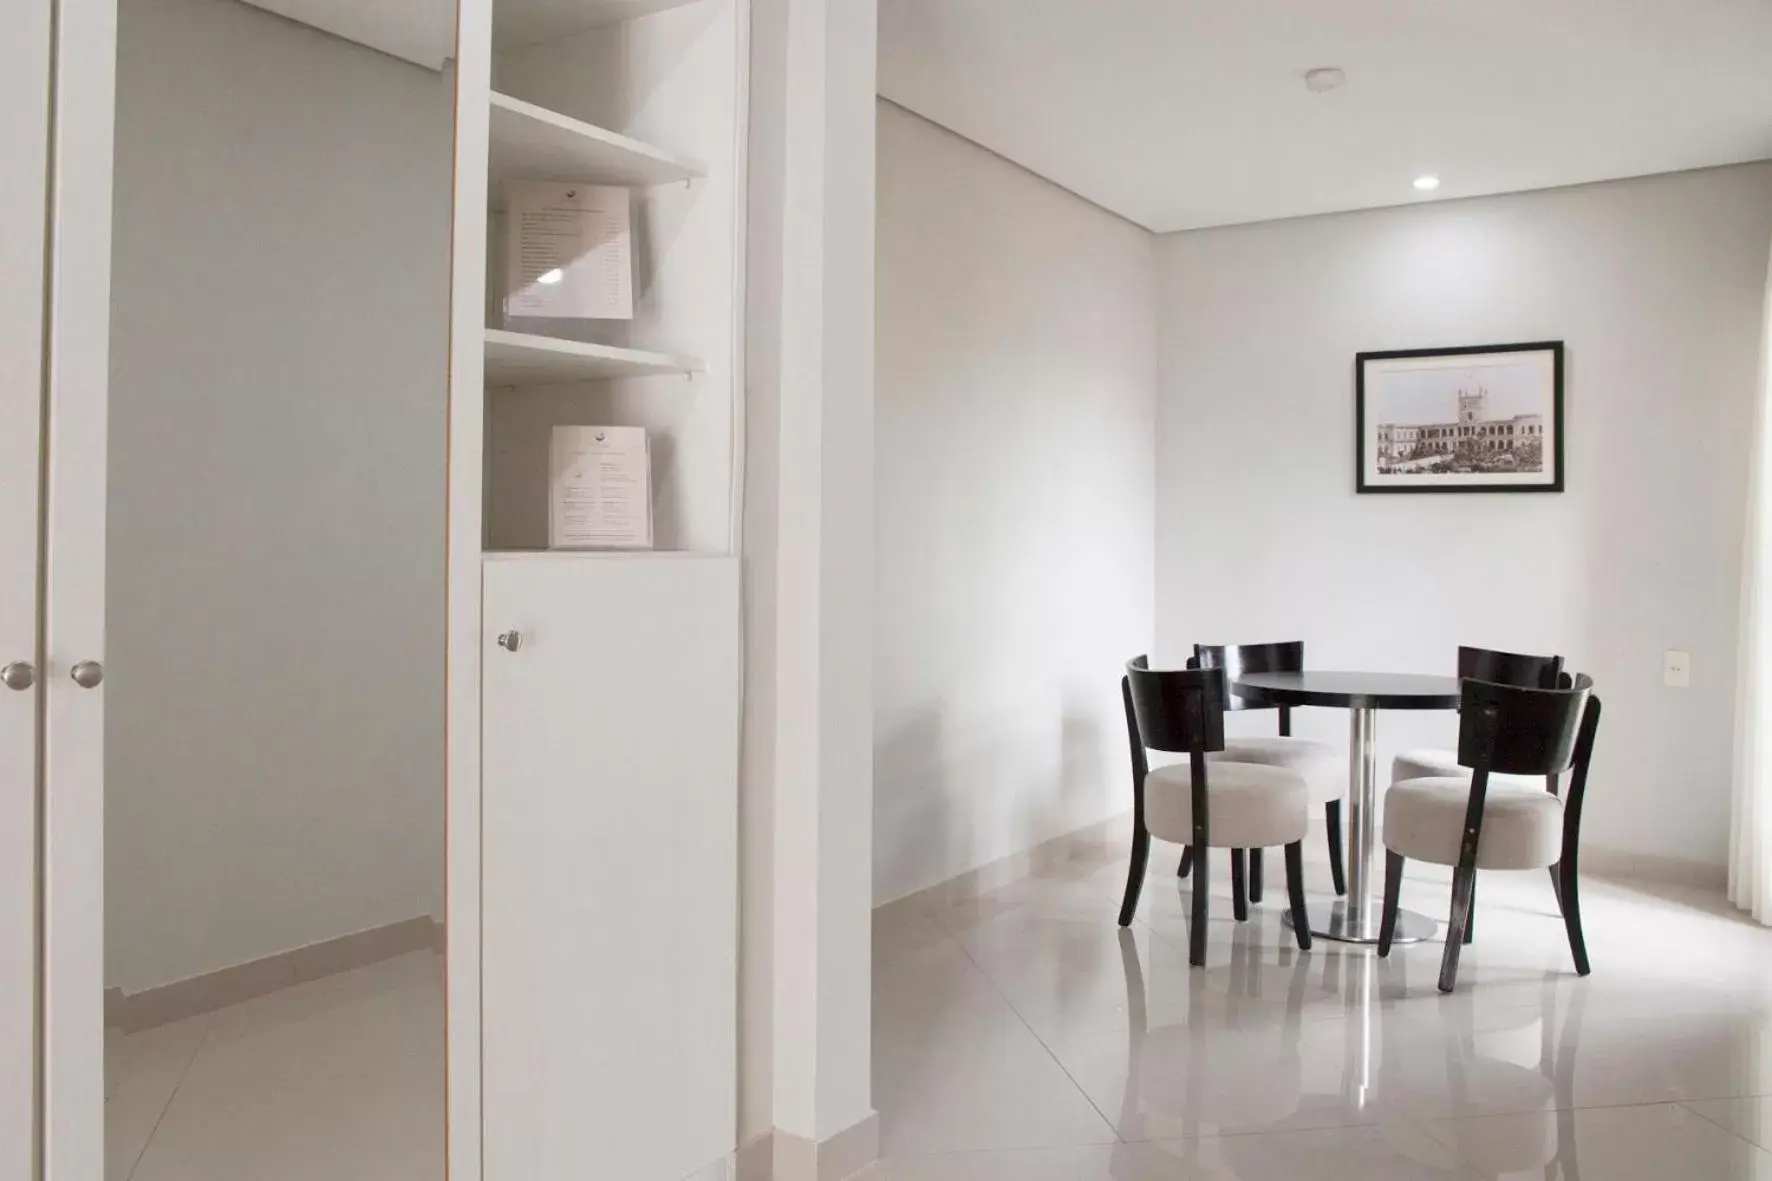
[1283,901,1438,946]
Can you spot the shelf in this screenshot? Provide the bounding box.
[483,549,731,563]
[484,329,702,385]
[494,0,703,50]
[488,92,705,190]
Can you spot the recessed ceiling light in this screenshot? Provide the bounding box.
[1413,175,1442,192]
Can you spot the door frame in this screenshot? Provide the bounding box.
[446,0,490,1175]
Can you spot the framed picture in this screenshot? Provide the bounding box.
[1356,341,1564,494]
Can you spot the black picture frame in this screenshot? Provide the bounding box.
[1356,341,1565,494]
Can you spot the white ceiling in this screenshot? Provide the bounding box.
[878,0,1772,232]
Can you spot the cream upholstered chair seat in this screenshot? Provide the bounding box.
[1144,761,1309,850]
[1213,736,1343,805]
[1383,777,1564,870]
[1393,748,1541,791]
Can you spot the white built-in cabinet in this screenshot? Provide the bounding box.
[447,0,746,1177]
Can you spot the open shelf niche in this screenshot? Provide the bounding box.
[478,0,739,557]
[492,0,704,50]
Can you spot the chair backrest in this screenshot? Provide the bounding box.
[1124,655,1227,755]
[1456,673,1593,777]
[1193,641,1302,714]
[1457,645,1565,689]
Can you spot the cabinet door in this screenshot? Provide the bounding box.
[482,554,738,1181]
[1,1,114,1171]
[41,0,116,1174]
[0,1,53,1171]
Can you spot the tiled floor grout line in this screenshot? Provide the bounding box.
[123,1019,214,1181]
[1453,1095,1747,1118]
[1675,1099,1772,1157]
[941,911,1127,1147]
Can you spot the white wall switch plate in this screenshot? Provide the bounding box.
[1664,649,1691,688]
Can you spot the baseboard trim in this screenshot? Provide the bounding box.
[738,1113,878,1181]
[1582,845,1726,892]
[872,811,1727,915]
[683,1147,739,1181]
[109,914,441,1033]
[874,812,1130,929]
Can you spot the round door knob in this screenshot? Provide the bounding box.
[1,662,34,691]
[70,660,104,689]
[497,631,522,652]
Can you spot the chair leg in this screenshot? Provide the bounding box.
[1249,848,1265,904]
[1549,862,1564,914]
[1177,845,1193,878]
[1560,858,1591,976]
[1439,866,1476,993]
[1463,873,1476,945]
[1377,851,1404,957]
[1189,841,1209,967]
[1325,801,1347,897]
[1284,841,1312,951]
[1117,824,1150,927]
[1231,849,1248,922]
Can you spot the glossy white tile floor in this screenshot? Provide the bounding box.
[105,950,443,1181]
[867,835,1772,1180]
[102,844,1772,1181]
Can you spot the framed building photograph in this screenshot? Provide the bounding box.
[1356,341,1564,493]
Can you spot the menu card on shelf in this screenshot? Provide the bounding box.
[505,181,634,321]
[549,425,653,550]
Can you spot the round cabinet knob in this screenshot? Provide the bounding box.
[70,660,104,689]
[1,662,35,692]
[496,631,522,652]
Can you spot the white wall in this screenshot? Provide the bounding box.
[107,0,452,992]
[1156,163,1772,871]
[874,102,1157,905]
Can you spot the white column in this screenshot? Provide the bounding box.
[742,0,878,1159]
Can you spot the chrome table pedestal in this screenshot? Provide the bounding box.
[1294,708,1437,945]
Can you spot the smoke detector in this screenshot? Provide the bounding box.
[1304,68,1347,93]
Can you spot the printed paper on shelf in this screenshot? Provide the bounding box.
[505,181,634,320]
[549,425,653,550]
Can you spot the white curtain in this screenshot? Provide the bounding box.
[1731,238,1772,923]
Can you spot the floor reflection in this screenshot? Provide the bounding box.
[873,847,1772,1178]
[1113,924,1588,1178]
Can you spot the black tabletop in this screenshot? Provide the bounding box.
[1232,671,1461,711]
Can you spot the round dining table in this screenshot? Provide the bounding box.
[1231,670,1462,945]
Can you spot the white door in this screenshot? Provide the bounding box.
[481,554,739,1181]
[40,0,116,1174]
[0,0,115,1176]
[0,1,55,1174]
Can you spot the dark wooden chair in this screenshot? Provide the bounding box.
[1391,646,1568,941]
[1119,656,1312,966]
[1377,673,1601,993]
[1177,643,1347,909]
[1392,645,1565,783]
